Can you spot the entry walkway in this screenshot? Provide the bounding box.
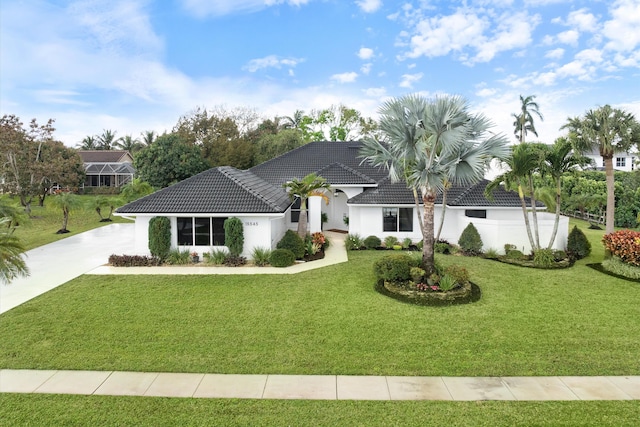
[1,370,638,400]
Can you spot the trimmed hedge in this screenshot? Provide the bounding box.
[364,235,382,250]
[270,249,296,267]
[224,217,244,257]
[458,222,483,255]
[277,230,305,259]
[373,253,421,282]
[108,254,162,267]
[148,216,171,260]
[567,225,591,260]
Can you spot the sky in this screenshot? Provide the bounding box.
[1,0,639,148]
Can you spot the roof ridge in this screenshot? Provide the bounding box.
[317,162,376,183]
[449,179,485,205]
[219,166,286,211]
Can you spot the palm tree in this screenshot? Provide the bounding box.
[49,192,82,233]
[0,199,28,231]
[78,135,99,150]
[512,95,544,144]
[562,105,640,234]
[487,143,546,251]
[97,129,119,150]
[114,135,143,153]
[280,110,305,130]
[282,173,331,238]
[140,130,157,146]
[0,217,29,284]
[541,138,592,249]
[361,94,510,274]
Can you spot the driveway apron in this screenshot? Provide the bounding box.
[1,223,135,314]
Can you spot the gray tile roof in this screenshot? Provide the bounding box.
[116,166,291,214]
[250,141,386,185]
[315,162,378,185]
[78,150,133,163]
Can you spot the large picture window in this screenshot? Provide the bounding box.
[177,217,227,246]
[382,208,413,232]
[290,197,301,223]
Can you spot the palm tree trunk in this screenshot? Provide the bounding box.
[527,175,540,250]
[547,178,562,250]
[435,187,447,241]
[62,208,69,232]
[297,199,308,238]
[421,188,436,275]
[518,183,536,251]
[604,155,615,234]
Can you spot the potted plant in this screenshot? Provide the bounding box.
[190,251,199,263]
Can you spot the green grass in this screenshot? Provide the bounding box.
[1,220,638,376]
[4,195,132,250]
[1,395,638,426]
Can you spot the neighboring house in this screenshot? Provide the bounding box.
[116,141,568,257]
[582,147,638,172]
[78,150,135,189]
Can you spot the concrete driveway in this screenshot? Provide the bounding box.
[1,223,135,314]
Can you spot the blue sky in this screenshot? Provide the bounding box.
[1,0,639,147]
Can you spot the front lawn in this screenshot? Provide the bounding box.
[1,224,638,376]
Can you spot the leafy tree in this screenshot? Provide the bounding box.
[49,192,82,233]
[253,128,306,164]
[297,105,377,142]
[282,173,331,238]
[134,133,209,188]
[120,178,154,202]
[562,105,640,233]
[361,94,509,274]
[36,140,85,206]
[512,94,543,144]
[114,135,143,154]
[0,217,29,284]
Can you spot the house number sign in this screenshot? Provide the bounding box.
[244,221,259,226]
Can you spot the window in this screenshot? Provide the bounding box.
[177,217,227,246]
[382,208,413,232]
[465,209,487,219]
[290,197,301,223]
[616,157,626,167]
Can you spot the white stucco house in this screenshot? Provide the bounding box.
[115,141,568,257]
[582,147,638,172]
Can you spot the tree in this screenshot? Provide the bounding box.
[97,129,119,150]
[282,173,331,238]
[120,178,154,202]
[541,138,592,248]
[114,135,143,154]
[0,199,29,231]
[562,105,640,233]
[49,192,82,233]
[253,128,306,164]
[512,95,543,144]
[140,130,157,146]
[90,196,120,222]
[78,135,99,150]
[361,94,509,274]
[36,140,85,206]
[134,133,209,188]
[0,217,29,284]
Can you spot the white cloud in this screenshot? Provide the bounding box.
[399,72,423,88]
[242,55,304,72]
[358,47,375,60]
[476,87,497,97]
[360,63,373,75]
[355,0,382,13]
[474,11,540,63]
[556,30,580,46]
[331,72,359,83]
[603,0,640,52]
[363,87,387,97]
[180,0,310,17]
[545,48,565,59]
[575,48,603,63]
[566,9,599,32]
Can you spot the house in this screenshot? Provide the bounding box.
[78,150,135,189]
[115,141,568,257]
[582,147,638,172]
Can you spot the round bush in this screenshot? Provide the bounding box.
[567,225,591,260]
[458,222,483,255]
[373,253,421,282]
[364,235,382,250]
[276,230,305,259]
[270,249,296,267]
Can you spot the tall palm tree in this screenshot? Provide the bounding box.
[361,94,510,274]
[98,129,119,150]
[114,135,143,153]
[280,110,305,130]
[140,130,157,146]
[78,135,98,150]
[0,217,29,284]
[562,105,640,234]
[512,94,544,144]
[49,192,82,233]
[282,173,330,238]
[487,143,546,251]
[541,138,592,249]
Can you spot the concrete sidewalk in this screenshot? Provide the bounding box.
[1,370,638,400]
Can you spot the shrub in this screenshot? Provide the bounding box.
[364,235,382,250]
[224,255,247,267]
[443,264,470,284]
[305,239,321,256]
[504,243,517,254]
[384,235,399,248]
[224,217,244,256]
[438,274,456,291]
[458,223,483,255]
[410,266,426,283]
[506,249,525,260]
[251,247,272,266]
[108,254,162,267]
[270,249,296,267]
[602,256,640,279]
[434,242,450,254]
[602,229,640,267]
[311,232,326,247]
[373,253,421,282]
[204,249,227,265]
[345,234,363,250]
[553,250,567,261]
[148,216,171,260]
[402,238,412,249]
[567,226,591,260]
[277,230,305,259]
[483,248,499,259]
[533,248,555,268]
[166,249,191,265]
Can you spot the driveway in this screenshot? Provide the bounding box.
[1,223,135,314]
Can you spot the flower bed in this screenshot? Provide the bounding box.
[375,279,481,307]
